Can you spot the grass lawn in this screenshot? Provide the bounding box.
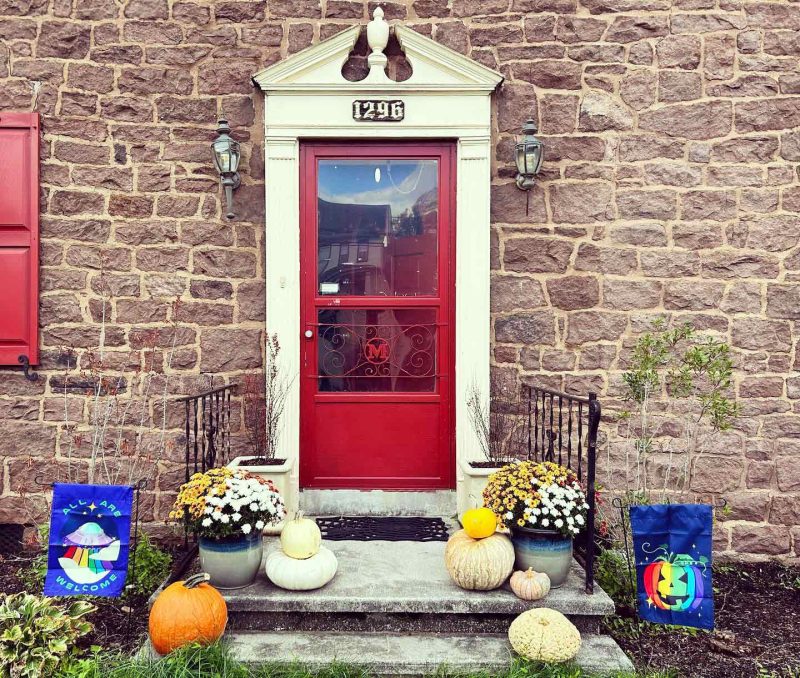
[56,642,674,678]
[54,643,674,678]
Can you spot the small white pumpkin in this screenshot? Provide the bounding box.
[509,568,551,601]
[266,546,338,591]
[280,513,321,559]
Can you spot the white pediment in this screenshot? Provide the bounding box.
[253,13,503,93]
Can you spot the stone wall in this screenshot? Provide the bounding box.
[0,0,798,558]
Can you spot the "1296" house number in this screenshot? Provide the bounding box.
[352,100,405,122]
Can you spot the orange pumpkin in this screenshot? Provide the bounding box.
[148,573,228,655]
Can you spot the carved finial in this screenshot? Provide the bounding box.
[366,6,390,82]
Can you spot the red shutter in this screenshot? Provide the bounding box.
[0,112,39,366]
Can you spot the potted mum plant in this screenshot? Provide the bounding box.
[171,467,285,589]
[228,333,296,527]
[483,461,588,587]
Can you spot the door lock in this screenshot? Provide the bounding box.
[304,330,314,339]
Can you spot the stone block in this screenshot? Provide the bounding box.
[503,237,573,274]
[602,279,661,310]
[495,311,556,345]
[640,101,732,140]
[566,311,627,345]
[547,276,600,311]
[730,524,790,555]
[490,275,547,311]
[690,456,743,493]
[575,243,637,275]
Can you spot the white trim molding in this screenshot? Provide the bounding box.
[254,10,503,516]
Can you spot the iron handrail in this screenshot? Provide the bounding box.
[525,384,600,594]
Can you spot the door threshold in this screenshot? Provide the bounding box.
[300,489,456,517]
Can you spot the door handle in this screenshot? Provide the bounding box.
[304,330,314,339]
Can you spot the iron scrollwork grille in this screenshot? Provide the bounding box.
[525,384,601,595]
[316,321,438,391]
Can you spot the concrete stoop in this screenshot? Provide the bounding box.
[211,539,634,676]
[218,631,634,676]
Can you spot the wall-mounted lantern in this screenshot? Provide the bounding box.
[514,119,544,191]
[211,118,241,220]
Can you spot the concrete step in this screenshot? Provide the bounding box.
[192,630,635,676]
[223,539,614,635]
[300,490,457,517]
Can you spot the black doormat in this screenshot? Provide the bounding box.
[316,516,450,542]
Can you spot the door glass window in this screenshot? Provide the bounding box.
[317,308,436,392]
[317,160,438,297]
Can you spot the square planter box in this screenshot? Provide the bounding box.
[227,456,297,534]
[457,458,505,518]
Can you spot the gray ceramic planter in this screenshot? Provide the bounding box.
[510,526,572,587]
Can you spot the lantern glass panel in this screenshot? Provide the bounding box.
[212,138,240,175]
[525,144,542,175]
[515,142,527,175]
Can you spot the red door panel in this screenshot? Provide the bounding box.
[300,142,455,490]
[0,112,39,365]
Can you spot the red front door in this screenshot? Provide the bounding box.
[300,142,455,490]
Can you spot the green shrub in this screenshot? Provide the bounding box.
[0,592,95,678]
[125,533,172,599]
[595,548,636,610]
[18,524,49,592]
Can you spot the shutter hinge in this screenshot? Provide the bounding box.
[17,355,39,382]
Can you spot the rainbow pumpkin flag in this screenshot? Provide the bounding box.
[630,503,714,630]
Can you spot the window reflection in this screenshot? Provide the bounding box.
[317,160,438,297]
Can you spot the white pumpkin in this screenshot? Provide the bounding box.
[280,514,321,559]
[266,546,338,591]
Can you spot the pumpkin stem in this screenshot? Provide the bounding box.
[183,573,211,589]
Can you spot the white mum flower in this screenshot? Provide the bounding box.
[241,523,252,534]
[232,512,241,521]
[505,511,514,521]
[255,520,265,530]
[201,518,212,527]
[575,515,585,525]
[250,502,259,511]
[554,519,564,528]
[219,514,230,524]
[541,518,550,527]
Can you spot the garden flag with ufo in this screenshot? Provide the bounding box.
[630,503,714,630]
[44,483,133,598]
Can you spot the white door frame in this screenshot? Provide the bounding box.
[253,17,503,514]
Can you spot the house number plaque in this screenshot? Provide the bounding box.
[352,100,404,122]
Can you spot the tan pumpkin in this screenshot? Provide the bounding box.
[148,573,228,655]
[509,568,551,601]
[444,529,514,591]
[508,608,581,663]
